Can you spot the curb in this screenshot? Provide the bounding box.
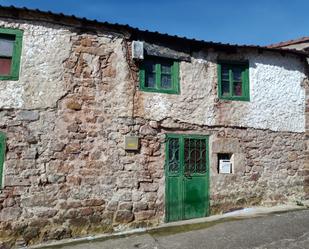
[28,204,308,249]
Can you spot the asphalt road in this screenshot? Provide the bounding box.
[50,209,309,249]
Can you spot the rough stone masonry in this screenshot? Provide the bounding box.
[0,7,308,247]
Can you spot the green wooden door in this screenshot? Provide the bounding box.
[165,134,209,222]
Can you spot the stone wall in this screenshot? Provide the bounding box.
[1,114,307,247]
[210,127,306,213]
[304,77,309,199]
[0,17,307,247]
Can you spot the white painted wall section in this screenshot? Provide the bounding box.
[139,52,306,133]
[0,20,71,109]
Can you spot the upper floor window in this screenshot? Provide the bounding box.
[139,57,180,94]
[0,28,23,81]
[218,61,249,101]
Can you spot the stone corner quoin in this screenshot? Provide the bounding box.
[0,7,308,248]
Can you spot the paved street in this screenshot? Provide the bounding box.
[45,210,309,249]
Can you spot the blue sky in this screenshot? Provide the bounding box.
[1,0,308,45]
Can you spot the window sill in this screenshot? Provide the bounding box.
[218,96,250,102]
[0,75,19,81]
[139,87,180,95]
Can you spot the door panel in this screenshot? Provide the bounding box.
[165,135,209,222]
[166,137,182,222]
[183,137,208,219]
[167,177,182,222]
[184,176,207,219]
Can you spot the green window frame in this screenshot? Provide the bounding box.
[139,57,180,94]
[0,27,23,81]
[217,61,250,101]
[0,132,6,188]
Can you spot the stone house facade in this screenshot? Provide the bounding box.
[0,6,308,247]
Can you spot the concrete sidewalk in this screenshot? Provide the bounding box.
[30,204,309,249]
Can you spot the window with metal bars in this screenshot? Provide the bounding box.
[217,61,250,101]
[167,138,180,174]
[166,136,207,176]
[184,138,207,174]
[0,28,23,81]
[139,57,180,94]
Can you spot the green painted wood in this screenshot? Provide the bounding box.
[183,136,209,219]
[165,134,209,222]
[139,65,145,88]
[165,135,182,221]
[166,176,183,222]
[139,57,180,94]
[0,132,6,188]
[217,61,250,101]
[156,63,161,89]
[0,27,23,81]
[229,66,233,96]
[172,61,180,94]
[184,176,208,219]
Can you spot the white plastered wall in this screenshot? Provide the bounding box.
[138,52,306,133]
[0,19,71,109]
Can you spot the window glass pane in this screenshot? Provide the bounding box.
[0,36,14,57]
[196,139,206,173]
[232,67,242,82]
[0,57,12,75]
[221,66,229,80]
[161,62,172,74]
[184,138,207,174]
[168,138,180,173]
[144,60,156,73]
[184,139,194,174]
[161,74,172,89]
[144,60,156,88]
[233,81,242,96]
[221,80,230,96]
[145,72,155,88]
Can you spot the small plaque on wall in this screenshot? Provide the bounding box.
[124,136,139,150]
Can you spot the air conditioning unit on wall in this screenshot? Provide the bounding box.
[132,41,144,60]
[219,159,232,174]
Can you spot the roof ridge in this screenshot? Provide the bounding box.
[267,36,309,48]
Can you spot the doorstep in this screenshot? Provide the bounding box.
[29,204,308,249]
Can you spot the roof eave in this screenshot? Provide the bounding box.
[0,5,307,58]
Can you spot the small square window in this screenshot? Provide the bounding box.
[0,28,23,81]
[218,61,249,101]
[139,57,180,94]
